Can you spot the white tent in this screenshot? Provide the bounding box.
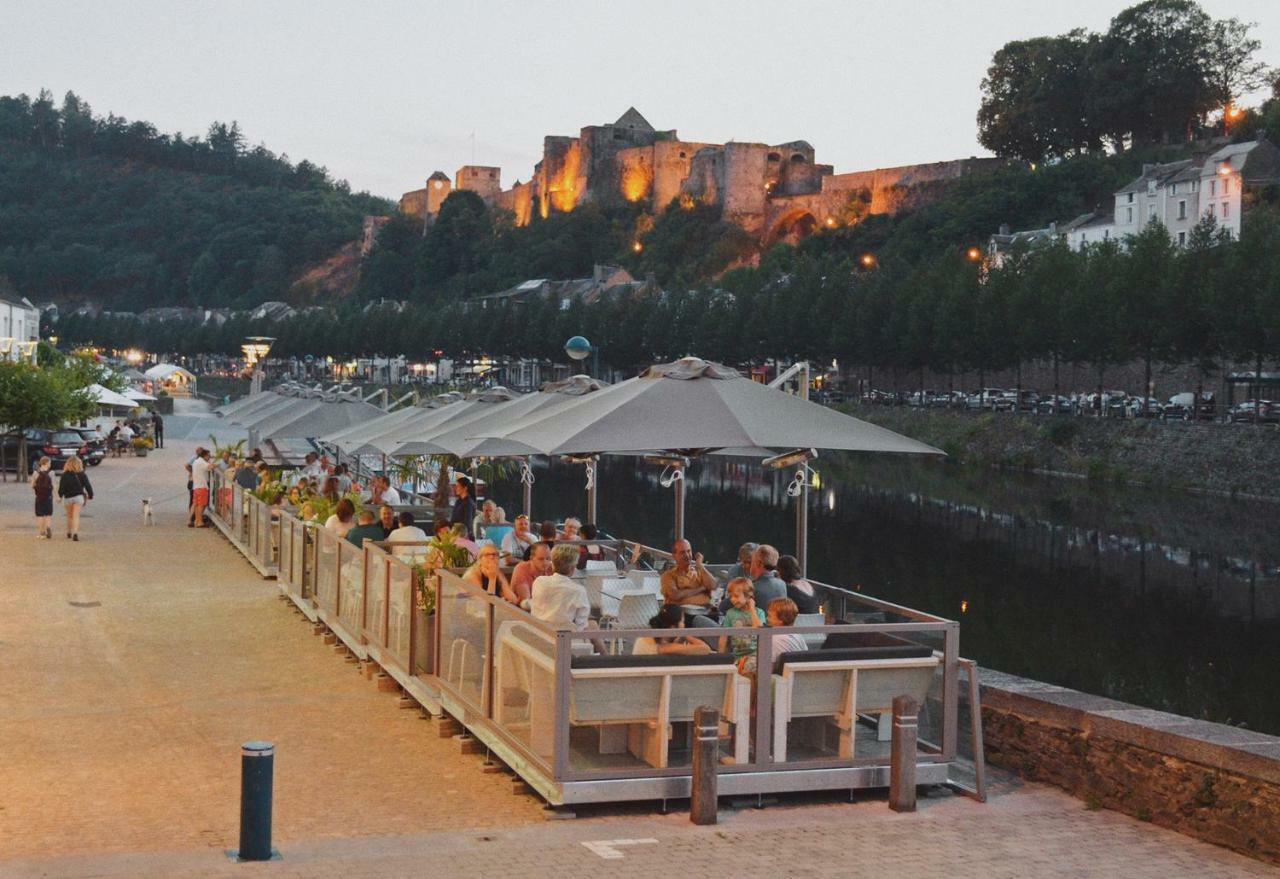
[124,388,158,402]
[87,384,140,411]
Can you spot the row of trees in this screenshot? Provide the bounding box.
[977,0,1274,163]
[0,90,391,310]
[55,209,1280,397]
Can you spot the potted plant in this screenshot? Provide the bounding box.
[131,436,155,457]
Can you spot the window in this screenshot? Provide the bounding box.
[1081,233,1087,243]
[1126,206,1134,223]
[1127,193,1134,203]
[1209,179,1216,196]
[1148,204,1157,220]
[1178,200,1187,219]
[1171,183,1177,195]
[1104,229,1110,240]
[1222,202,1230,218]
[1223,178,1230,194]
[1178,231,1186,246]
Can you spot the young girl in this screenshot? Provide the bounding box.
[31,456,53,539]
[57,456,93,541]
[718,577,765,663]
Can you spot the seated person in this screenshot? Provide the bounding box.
[345,509,386,546]
[377,504,397,538]
[537,519,558,547]
[736,597,807,678]
[558,517,582,541]
[530,544,591,631]
[324,498,357,538]
[660,538,716,610]
[718,577,765,660]
[463,543,515,602]
[386,511,429,562]
[632,605,711,656]
[777,554,822,614]
[510,541,553,606]
[577,522,606,569]
[719,544,786,613]
[500,514,537,565]
[473,499,506,538]
[725,542,758,584]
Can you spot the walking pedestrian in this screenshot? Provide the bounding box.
[30,456,54,539]
[57,456,93,541]
[152,411,164,449]
[185,447,200,523]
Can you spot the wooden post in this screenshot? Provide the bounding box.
[690,705,719,825]
[889,694,918,812]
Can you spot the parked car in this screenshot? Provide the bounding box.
[0,429,46,473]
[0,427,94,472]
[1162,392,1216,421]
[966,389,1015,411]
[72,428,107,466]
[1127,396,1163,418]
[1228,400,1278,423]
[1036,395,1073,414]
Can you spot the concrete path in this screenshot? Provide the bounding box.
[0,437,1276,877]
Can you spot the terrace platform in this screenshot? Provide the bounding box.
[0,441,1275,877]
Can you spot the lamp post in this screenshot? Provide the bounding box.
[564,335,599,379]
[241,336,275,396]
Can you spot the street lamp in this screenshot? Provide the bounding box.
[564,335,599,379]
[242,336,275,395]
[966,247,983,262]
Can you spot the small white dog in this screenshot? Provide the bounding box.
[142,498,155,526]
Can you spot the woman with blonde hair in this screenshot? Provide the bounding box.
[31,456,54,538]
[57,455,94,541]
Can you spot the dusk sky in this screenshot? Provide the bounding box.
[3,0,1277,200]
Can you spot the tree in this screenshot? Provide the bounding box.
[0,351,120,475]
[1119,221,1177,412]
[977,31,1102,163]
[1218,208,1280,419]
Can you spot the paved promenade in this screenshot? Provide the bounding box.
[1,435,1276,878]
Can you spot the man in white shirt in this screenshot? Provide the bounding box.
[530,545,590,631]
[500,514,537,564]
[385,511,429,563]
[189,448,212,529]
[378,475,402,505]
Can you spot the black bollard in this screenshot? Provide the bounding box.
[235,741,276,861]
[690,705,719,825]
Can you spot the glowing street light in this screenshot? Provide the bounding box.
[966,247,983,262]
[860,253,877,269]
[242,336,275,395]
[564,335,599,379]
[632,241,643,253]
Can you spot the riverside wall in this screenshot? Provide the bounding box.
[980,669,1280,865]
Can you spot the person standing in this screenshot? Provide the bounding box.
[57,456,93,541]
[31,456,54,539]
[185,447,202,524]
[190,447,212,528]
[450,475,476,538]
[151,411,164,449]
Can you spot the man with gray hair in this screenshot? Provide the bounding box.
[530,544,591,631]
[726,541,758,584]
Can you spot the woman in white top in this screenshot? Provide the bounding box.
[632,605,712,656]
[324,498,357,538]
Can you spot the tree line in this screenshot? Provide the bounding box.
[55,207,1280,397]
[0,90,391,310]
[977,0,1276,164]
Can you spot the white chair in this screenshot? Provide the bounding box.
[794,613,827,650]
[614,593,660,630]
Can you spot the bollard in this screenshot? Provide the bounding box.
[690,705,719,825]
[234,741,277,861]
[888,695,918,813]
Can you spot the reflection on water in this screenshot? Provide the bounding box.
[514,454,1280,735]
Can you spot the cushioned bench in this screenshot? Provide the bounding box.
[771,632,938,762]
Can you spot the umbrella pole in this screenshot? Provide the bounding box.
[585,457,598,526]
[795,465,809,578]
[673,464,686,542]
[520,458,533,519]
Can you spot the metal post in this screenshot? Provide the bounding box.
[889,696,918,812]
[795,465,809,578]
[673,464,686,542]
[235,741,276,861]
[520,457,533,519]
[585,457,598,526]
[690,705,720,825]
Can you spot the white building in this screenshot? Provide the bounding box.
[0,294,40,363]
[993,139,1280,255]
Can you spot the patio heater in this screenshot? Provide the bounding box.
[763,448,818,578]
[241,336,275,396]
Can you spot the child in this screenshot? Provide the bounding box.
[719,577,765,662]
[732,595,809,679]
[31,456,54,539]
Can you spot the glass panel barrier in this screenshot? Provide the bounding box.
[278,510,294,586]
[491,595,554,773]
[363,546,389,649]
[337,537,364,635]
[436,573,488,713]
[313,527,339,617]
[247,496,260,558]
[385,557,413,672]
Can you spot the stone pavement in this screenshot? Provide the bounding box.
[1,435,1276,878]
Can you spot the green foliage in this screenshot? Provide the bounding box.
[977,0,1273,161]
[0,89,391,309]
[208,435,246,458]
[252,478,286,505]
[0,351,119,472]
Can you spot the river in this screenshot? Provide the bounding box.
[522,454,1280,736]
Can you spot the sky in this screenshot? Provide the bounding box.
[2,0,1278,200]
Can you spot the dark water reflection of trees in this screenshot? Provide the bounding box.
[523,454,1280,735]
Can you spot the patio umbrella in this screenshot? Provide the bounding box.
[384,387,522,457]
[87,383,139,410]
[422,375,610,520]
[472,356,942,557]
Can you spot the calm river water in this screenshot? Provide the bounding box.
[520,454,1280,736]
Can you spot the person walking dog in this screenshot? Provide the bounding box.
[31,456,54,539]
[58,455,94,541]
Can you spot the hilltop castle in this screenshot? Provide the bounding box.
[400,108,1001,245]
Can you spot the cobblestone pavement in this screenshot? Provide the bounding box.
[1,437,1276,878]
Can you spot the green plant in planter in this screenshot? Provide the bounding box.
[253,479,286,505]
[412,564,437,615]
[208,435,246,459]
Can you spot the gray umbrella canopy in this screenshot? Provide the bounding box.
[424,375,610,458]
[363,399,476,455]
[247,399,386,442]
[384,387,523,457]
[470,357,942,458]
[221,392,299,425]
[323,405,429,454]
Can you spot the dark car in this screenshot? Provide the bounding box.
[40,429,96,469]
[0,428,47,473]
[72,428,107,466]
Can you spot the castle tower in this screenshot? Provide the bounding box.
[426,170,452,215]
[456,166,502,202]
